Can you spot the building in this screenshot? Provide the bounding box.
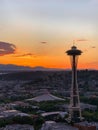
[74,121,96,130]
[27,93,64,102]
[0,124,34,130]
[0,110,30,118]
[66,45,82,121]
[41,111,68,120]
[41,121,78,130]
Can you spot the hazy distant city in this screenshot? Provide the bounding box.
[0,66,97,130]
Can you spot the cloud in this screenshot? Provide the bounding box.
[87,61,98,65]
[0,41,16,56]
[14,53,34,57]
[40,41,47,44]
[76,39,88,42]
[91,46,96,48]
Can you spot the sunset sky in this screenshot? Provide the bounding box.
[0,0,98,69]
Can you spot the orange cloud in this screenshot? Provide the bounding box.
[13,53,35,57]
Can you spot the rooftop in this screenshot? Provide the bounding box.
[27,93,65,102]
[41,121,78,130]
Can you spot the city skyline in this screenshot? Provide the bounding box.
[0,0,98,69]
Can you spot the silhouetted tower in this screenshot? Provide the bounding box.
[66,45,82,121]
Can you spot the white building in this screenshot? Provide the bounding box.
[41,121,78,130]
[27,93,64,102]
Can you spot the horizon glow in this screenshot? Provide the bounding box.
[0,0,98,69]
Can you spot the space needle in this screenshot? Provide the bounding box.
[66,45,82,122]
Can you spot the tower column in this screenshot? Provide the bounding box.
[66,46,82,122]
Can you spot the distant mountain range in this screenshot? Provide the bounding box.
[0,64,96,72]
[0,64,65,72]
